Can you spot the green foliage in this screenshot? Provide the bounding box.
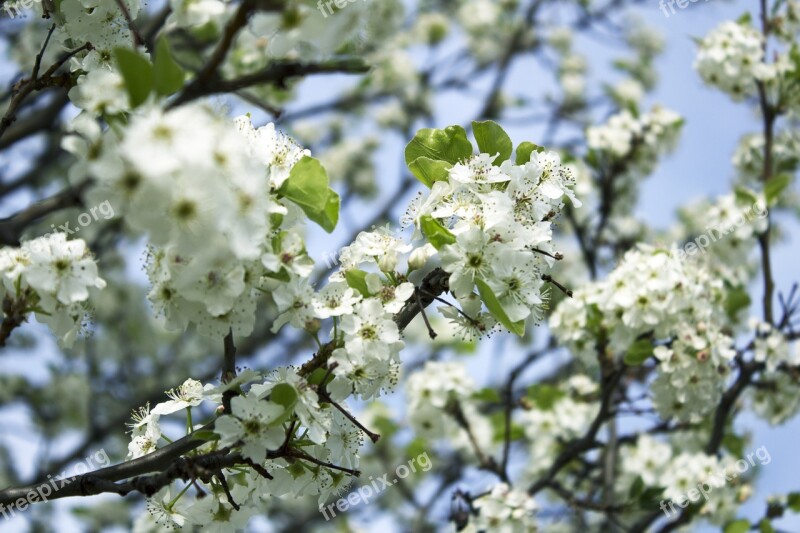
[526,384,565,410]
[724,519,751,533]
[270,383,299,425]
[115,40,187,107]
[153,36,185,96]
[472,120,512,164]
[476,279,525,336]
[472,387,501,404]
[279,156,339,232]
[419,215,456,249]
[345,269,372,297]
[114,48,154,108]
[407,157,452,188]
[624,339,654,366]
[765,174,792,205]
[515,141,545,165]
[404,125,473,169]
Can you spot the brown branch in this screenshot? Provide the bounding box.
[527,367,624,495]
[0,179,91,246]
[0,266,450,507]
[169,59,371,109]
[0,42,93,141]
[221,329,238,413]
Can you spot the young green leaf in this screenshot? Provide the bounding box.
[765,174,792,204]
[624,339,654,366]
[419,215,456,249]
[526,384,564,410]
[279,156,339,232]
[114,48,154,108]
[471,387,501,403]
[306,189,340,233]
[407,156,452,188]
[269,383,298,425]
[405,126,473,167]
[515,141,545,165]
[724,519,751,533]
[472,120,512,164]
[345,269,372,297]
[476,278,525,336]
[153,36,185,97]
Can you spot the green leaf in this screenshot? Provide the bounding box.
[489,411,525,442]
[734,186,759,206]
[722,433,746,458]
[269,383,298,426]
[345,269,371,297]
[725,286,751,320]
[526,384,565,410]
[279,156,339,232]
[476,278,525,336]
[472,120,512,164]
[280,156,330,213]
[787,492,800,512]
[271,383,298,410]
[405,126,473,167]
[371,414,399,438]
[419,215,456,249]
[307,367,335,387]
[624,339,654,366]
[472,387,501,404]
[724,519,751,533]
[736,12,752,25]
[515,141,545,165]
[759,519,776,533]
[628,476,645,499]
[765,174,792,204]
[406,437,429,460]
[586,303,604,335]
[638,486,666,508]
[114,48,153,108]
[190,430,221,442]
[153,36,185,96]
[407,156,452,188]
[306,189,339,233]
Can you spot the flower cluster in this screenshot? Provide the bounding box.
[672,193,768,286]
[550,245,736,422]
[68,105,315,338]
[694,20,794,100]
[413,144,580,335]
[619,435,745,524]
[50,1,145,114]
[463,483,538,533]
[751,319,798,371]
[732,131,800,183]
[405,361,492,453]
[548,28,587,108]
[127,370,365,529]
[0,233,106,346]
[518,376,599,479]
[586,106,683,172]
